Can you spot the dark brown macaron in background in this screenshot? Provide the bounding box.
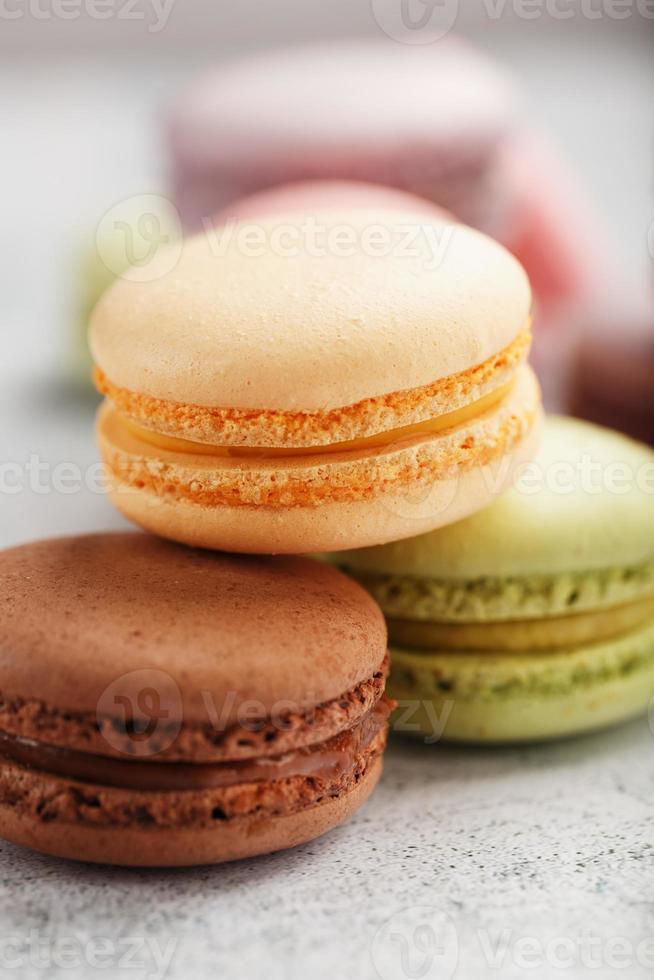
[0,533,390,867]
[569,316,654,446]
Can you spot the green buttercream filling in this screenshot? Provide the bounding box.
[345,562,654,623]
[389,619,654,702]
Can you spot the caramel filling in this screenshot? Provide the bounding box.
[0,700,391,793]
[388,595,654,653]
[120,381,515,460]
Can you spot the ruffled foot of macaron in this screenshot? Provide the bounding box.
[90,209,542,553]
[335,417,654,743]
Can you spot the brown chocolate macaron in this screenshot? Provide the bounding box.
[0,533,389,867]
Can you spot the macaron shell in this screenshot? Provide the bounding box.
[169,40,516,177]
[0,756,381,867]
[391,670,654,744]
[89,213,531,413]
[213,180,453,225]
[346,562,654,625]
[338,416,654,578]
[99,462,517,555]
[0,534,385,728]
[389,619,654,743]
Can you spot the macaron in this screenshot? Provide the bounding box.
[570,315,654,447]
[0,533,389,866]
[335,417,654,743]
[213,179,453,225]
[168,38,518,237]
[167,38,604,325]
[90,209,542,554]
[496,132,603,322]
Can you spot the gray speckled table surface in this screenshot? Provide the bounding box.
[0,724,652,980]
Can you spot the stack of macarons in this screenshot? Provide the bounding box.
[84,191,652,754]
[7,64,652,867]
[2,196,547,867]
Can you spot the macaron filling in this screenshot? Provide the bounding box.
[96,366,540,516]
[0,698,391,794]
[93,365,541,554]
[93,325,531,451]
[118,380,515,460]
[0,654,390,763]
[387,593,654,652]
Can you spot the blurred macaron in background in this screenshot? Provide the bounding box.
[168,38,518,236]
[569,308,654,447]
[211,179,453,225]
[64,29,650,428]
[166,36,613,391]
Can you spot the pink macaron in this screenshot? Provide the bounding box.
[496,131,607,321]
[168,38,518,238]
[213,179,453,225]
[168,38,604,333]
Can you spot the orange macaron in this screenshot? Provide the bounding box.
[91,208,542,553]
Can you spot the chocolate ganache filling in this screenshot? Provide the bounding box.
[0,699,391,793]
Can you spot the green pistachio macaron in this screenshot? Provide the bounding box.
[336,416,654,743]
